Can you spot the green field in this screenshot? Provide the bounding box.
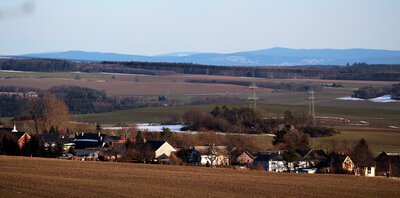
[72,102,400,127]
[1,156,399,198]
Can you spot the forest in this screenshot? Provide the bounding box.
[0,85,182,117]
[352,83,400,99]
[1,58,400,81]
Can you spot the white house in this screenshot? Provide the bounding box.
[188,145,229,166]
[253,151,287,172]
[142,140,176,158]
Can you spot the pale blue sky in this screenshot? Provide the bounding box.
[0,0,399,55]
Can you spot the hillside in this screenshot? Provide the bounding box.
[0,156,399,198]
[19,47,400,66]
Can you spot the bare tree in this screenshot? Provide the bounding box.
[26,96,43,134]
[41,93,69,134]
[26,93,69,134]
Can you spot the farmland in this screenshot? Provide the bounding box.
[0,156,399,198]
[73,102,400,127]
[1,70,400,156]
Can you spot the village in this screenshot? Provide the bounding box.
[1,122,398,178]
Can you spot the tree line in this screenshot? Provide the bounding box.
[2,58,400,81]
[182,106,339,137]
[0,85,184,117]
[186,79,322,92]
[352,83,400,99]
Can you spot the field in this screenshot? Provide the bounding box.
[2,71,400,156]
[72,102,400,128]
[0,156,399,198]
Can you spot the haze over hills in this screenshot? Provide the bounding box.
[19,47,400,66]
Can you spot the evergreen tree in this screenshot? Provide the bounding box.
[272,130,287,145]
[28,135,40,157]
[160,127,172,140]
[351,138,374,169]
[136,131,144,145]
[21,136,30,156]
[2,135,20,155]
[53,140,64,158]
[282,143,299,171]
[67,147,76,155]
[38,139,47,157]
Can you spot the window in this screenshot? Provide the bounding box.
[367,167,371,174]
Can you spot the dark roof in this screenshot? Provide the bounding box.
[303,150,328,161]
[75,132,101,140]
[254,152,284,162]
[60,137,74,144]
[142,140,166,151]
[74,141,103,149]
[317,153,351,168]
[12,132,27,140]
[377,151,400,159]
[0,128,28,140]
[242,151,254,159]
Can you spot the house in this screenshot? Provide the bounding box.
[75,149,100,161]
[354,164,375,177]
[188,145,229,166]
[301,149,328,168]
[253,151,287,172]
[375,151,400,177]
[317,152,354,173]
[142,140,176,159]
[236,151,254,165]
[38,133,75,151]
[73,132,107,149]
[0,124,30,148]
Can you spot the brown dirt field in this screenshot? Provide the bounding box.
[281,78,400,85]
[1,156,399,198]
[0,77,272,96]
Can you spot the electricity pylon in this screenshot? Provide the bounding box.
[247,69,258,109]
[308,87,316,125]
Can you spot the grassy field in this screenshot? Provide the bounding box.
[0,156,399,198]
[72,102,400,127]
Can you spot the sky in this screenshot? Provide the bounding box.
[0,0,399,56]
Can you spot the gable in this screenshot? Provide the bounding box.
[156,142,176,153]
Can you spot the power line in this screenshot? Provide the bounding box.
[247,69,258,109]
[308,87,316,125]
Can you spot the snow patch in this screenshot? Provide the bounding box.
[369,95,398,103]
[336,95,399,103]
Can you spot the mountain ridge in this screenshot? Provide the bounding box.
[19,47,400,66]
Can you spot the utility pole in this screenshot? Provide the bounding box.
[308,87,316,125]
[247,69,258,109]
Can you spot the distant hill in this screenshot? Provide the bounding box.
[20,47,400,66]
